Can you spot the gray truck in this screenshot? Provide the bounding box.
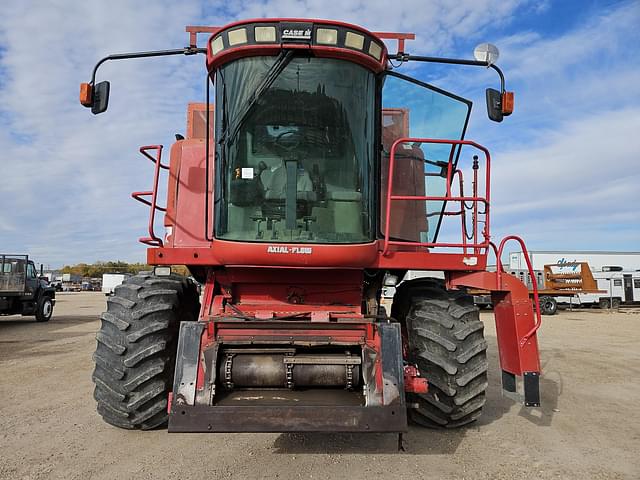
[0,255,56,322]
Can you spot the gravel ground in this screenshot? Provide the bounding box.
[1,292,639,479]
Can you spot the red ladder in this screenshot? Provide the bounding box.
[131,145,168,247]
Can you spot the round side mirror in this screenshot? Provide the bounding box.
[473,43,500,66]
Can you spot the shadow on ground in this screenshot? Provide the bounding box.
[272,342,563,454]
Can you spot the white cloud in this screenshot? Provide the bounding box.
[393,1,640,252]
[0,0,204,265]
[481,3,640,252]
[491,108,640,222]
[203,0,528,52]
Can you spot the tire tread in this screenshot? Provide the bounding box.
[396,279,489,428]
[92,274,199,430]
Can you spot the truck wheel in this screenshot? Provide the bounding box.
[540,296,557,315]
[92,273,200,430]
[399,280,488,428]
[612,298,621,309]
[35,296,54,322]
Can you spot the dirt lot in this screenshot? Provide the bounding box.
[1,292,639,479]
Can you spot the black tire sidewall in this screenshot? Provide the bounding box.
[540,296,557,315]
[92,273,200,430]
[398,280,488,428]
[36,296,53,322]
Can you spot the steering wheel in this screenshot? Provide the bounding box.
[274,130,302,152]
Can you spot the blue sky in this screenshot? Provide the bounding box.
[0,0,638,267]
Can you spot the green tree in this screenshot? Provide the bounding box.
[60,261,185,278]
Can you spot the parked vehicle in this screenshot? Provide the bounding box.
[0,254,56,322]
[509,251,640,272]
[571,269,640,308]
[101,273,130,296]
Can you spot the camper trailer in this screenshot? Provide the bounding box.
[573,268,640,308]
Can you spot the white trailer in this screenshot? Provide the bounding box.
[572,270,640,308]
[509,251,640,273]
[380,263,640,312]
[101,273,130,296]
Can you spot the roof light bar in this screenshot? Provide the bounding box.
[228,28,248,46]
[316,28,338,45]
[368,42,383,61]
[208,21,388,68]
[344,32,364,50]
[210,36,224,55]
[255,26,276,42]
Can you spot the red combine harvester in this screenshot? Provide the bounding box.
[80,19,541,438]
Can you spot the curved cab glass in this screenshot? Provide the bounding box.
[215,56,376,244]
[381,73,471,243]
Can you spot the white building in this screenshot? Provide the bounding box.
[509,251,640,273]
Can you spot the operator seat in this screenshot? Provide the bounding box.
[263,162,316,201]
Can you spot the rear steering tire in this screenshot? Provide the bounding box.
[92,273,200,430]
[394,280,489,428]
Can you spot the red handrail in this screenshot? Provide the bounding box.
[489,241,504,273]
[383,138,491,256]
[496,235,542,346]
[454,169,467,254]
[131,145,169,247]
[439,169,473,255]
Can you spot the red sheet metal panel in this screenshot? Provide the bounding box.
[168,140,213,248]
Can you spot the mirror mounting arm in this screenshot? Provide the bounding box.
[81,47,206,114]
[388,53,506,92]
[89,47,206,86]
[390,53,512,122]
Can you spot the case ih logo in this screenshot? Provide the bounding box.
[282,29,311,39]
[280,23,312,41]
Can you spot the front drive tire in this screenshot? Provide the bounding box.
[92,273,200,430]
[35,296,54,322]
[396,280,489,428]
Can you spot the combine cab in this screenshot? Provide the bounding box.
[81,19,541,437]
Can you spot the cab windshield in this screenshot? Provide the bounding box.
[215,55,375,243]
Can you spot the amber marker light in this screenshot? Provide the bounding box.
[502,91,514,115]
[79,83,92,107]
